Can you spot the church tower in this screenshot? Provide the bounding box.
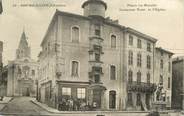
[82,0,107,18]
[16,31,31,59]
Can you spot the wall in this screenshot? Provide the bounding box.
[101,23,124,110]
[155,49,173,108]
[125,32,156,110]
[58,15,90,82]
[172,59,184,109]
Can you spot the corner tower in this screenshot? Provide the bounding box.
[82,0,107,18]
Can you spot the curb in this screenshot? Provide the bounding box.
[31,100,60,114]
[31,100,150,114]
[31,100,181,115]
[0,97,14,111]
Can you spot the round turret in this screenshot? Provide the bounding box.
[82,0,107,18]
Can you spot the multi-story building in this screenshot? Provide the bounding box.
[0,65,8,97]
[153,47,173,110]
[0,41,6,97]
[172,56,184,110]
[7,31,38,97]
[126,29,157,111]
[38,0,159,111]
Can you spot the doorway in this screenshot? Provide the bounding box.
[22,87,30,96]
[109,91,116,109]
[146,94,150,110]
[93,89,101,109]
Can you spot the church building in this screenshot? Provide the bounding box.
[7,31,38,97]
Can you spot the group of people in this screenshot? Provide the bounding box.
[58,97,88,111]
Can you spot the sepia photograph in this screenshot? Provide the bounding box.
[0,0,184,115]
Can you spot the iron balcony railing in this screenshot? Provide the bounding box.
[127,81,157,93]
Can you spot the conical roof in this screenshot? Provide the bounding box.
[16,30,31,59]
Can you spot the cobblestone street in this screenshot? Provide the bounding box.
[0,97,50,115]
[0,97,181,116]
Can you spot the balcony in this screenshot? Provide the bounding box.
[89,66,103,75]
[89,36,104,47]
[127,81,157,93]
[89,45,104,54]
[89,36,104,41]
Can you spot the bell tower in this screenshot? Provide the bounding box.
[16,30,31,59]
[82,0,107,18]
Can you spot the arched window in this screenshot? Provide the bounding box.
[137,39,142,48]
[137,71,141,84]
[71,26,79,42]
[160,59,163,69]
[128,70,133,83]
[168,77,171,88]
[137,53,142,67]
[111,35,116,48]
[128,51,133,65]
[71,61,79,77]
[147,73,150,84]
[160,75,163,85]
[94,24,101,36]
[109,90,116,109]
[147,55,151,69]
[32,70,35,76]
[18,66,22,76]
[110,65,116,80]
[168,62,171,72]
[129,35,133,46]
[136,93,141,106]
[127,93,133,106]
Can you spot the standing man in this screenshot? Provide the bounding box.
[0,0,2,14]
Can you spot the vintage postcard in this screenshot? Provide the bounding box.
[0,0,184,115]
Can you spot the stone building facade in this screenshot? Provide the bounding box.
[7,31,38,97]
[126,29,157,111]
[153,48,173,110]
[0,66,7,97]
[38,0,162,111]
[0,41,6,97]
[172,57,184,110]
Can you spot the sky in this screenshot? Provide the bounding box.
[0,0,184,65]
